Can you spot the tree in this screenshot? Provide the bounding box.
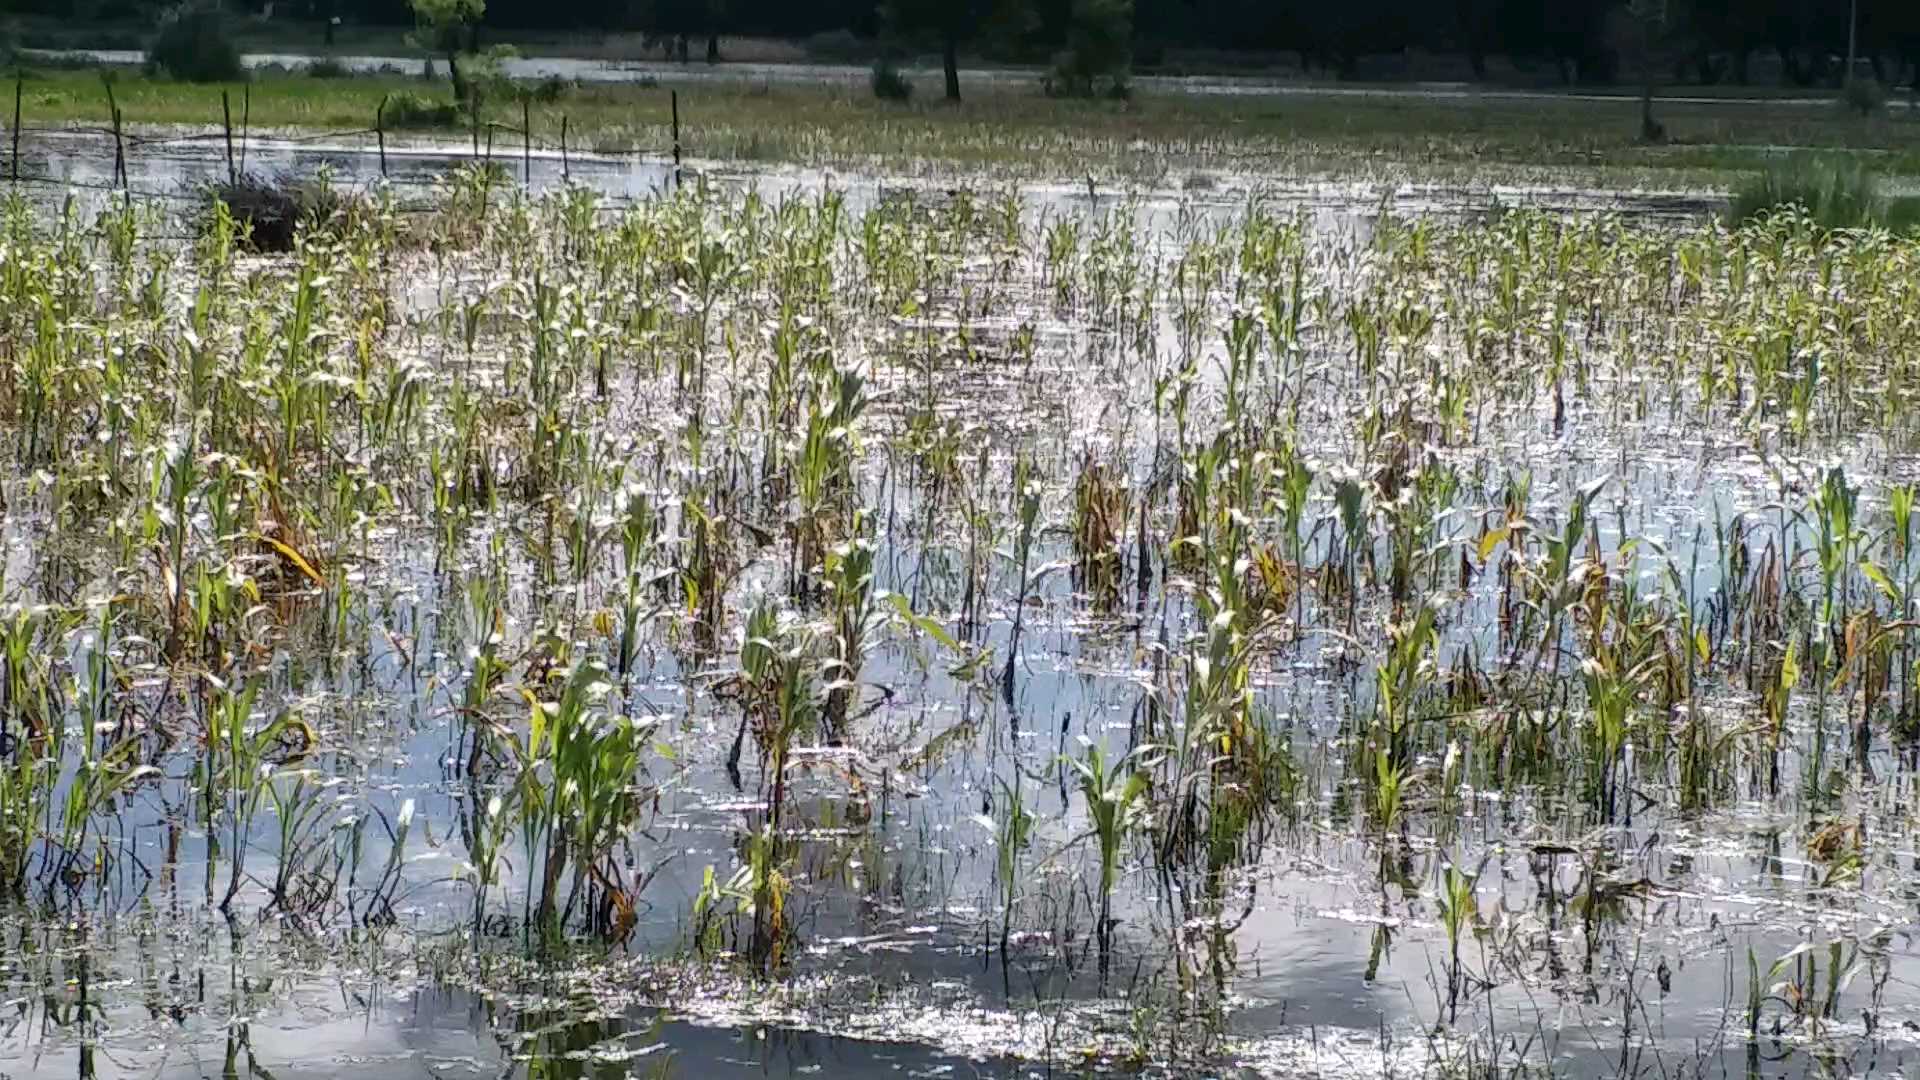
[1049,0,1132,95]
[1612,0,1690,139]
[412,0,485,100]
[881,0,1033,101]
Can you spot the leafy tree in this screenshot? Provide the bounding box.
[146,5,244,83]
[1048,0,1131,96]
[881,0,1033,101]
[1612,0,1680,139]
[411,0,484,99]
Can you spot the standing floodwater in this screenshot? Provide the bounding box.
[0,166,1914,1079]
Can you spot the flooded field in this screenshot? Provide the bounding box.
[11,127,1727,222]
[0,159,1917,1080]
[27,47,1920,111]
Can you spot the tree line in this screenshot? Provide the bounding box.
[23,0,1920,88]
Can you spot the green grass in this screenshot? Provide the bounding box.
[1726,154,1920,232]
[1730,155,1887,229]
[6,63,1920,186]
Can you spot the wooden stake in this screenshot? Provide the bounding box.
[522,97,531,186]
[10,78,21,185]
[376,95,389,178]
[671,90,682,189]
[221,90,235,184]
[239,84,250,175]
[560,114,570,182]
[104,79,127,203]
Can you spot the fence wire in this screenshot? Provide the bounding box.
[3,90,681,208]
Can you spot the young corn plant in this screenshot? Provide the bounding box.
[510,659,658,947]
[733,603,821,971]
[1066,740,1153,983]
[1435,859,1481,1020]
[988,776,1033,960]
[1001,456,1042,711]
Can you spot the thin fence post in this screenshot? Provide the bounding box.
[560,114,569,183]
[104,79,127,205]
[522,97,531,187]
[221,90,235,185]
[239,84,251,176]
[670,90,681,190]
[113,108,128,209]
[471,108,480,160]
[376,95,389,179]
[10,78,21,185]
[485,122,493,162]
[115,108,127,209]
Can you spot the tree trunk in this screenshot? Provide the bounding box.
[1845,0,1858,88]
[707,33,720,63]
[448,49,467,105]
[943,35,961,101]
[1639,26,1664,143]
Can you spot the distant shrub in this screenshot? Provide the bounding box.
[1729,156,1886,231]
[201,171,365,253]
[306,57,352,79]
[381,91,462,128]
[146,6,244,83]
[452,44,520,112]
[1840,77,1886,117]
[804,29,870,63]
[1044,56,1131,98]
[1043,0,1133,99]
[871,58,912,102]
[526,73,574,103]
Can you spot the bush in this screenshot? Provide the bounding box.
[200,171,365,253]
[526,73,574,103]
[306,57,352,79]
[871,58,912,102]
[1840,77,1886,117]
[1044,55,1131,98]
[1043,0,1133,98]
[146,6,244,83]
[1728,156,1886,231]
[381,91,463,128]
